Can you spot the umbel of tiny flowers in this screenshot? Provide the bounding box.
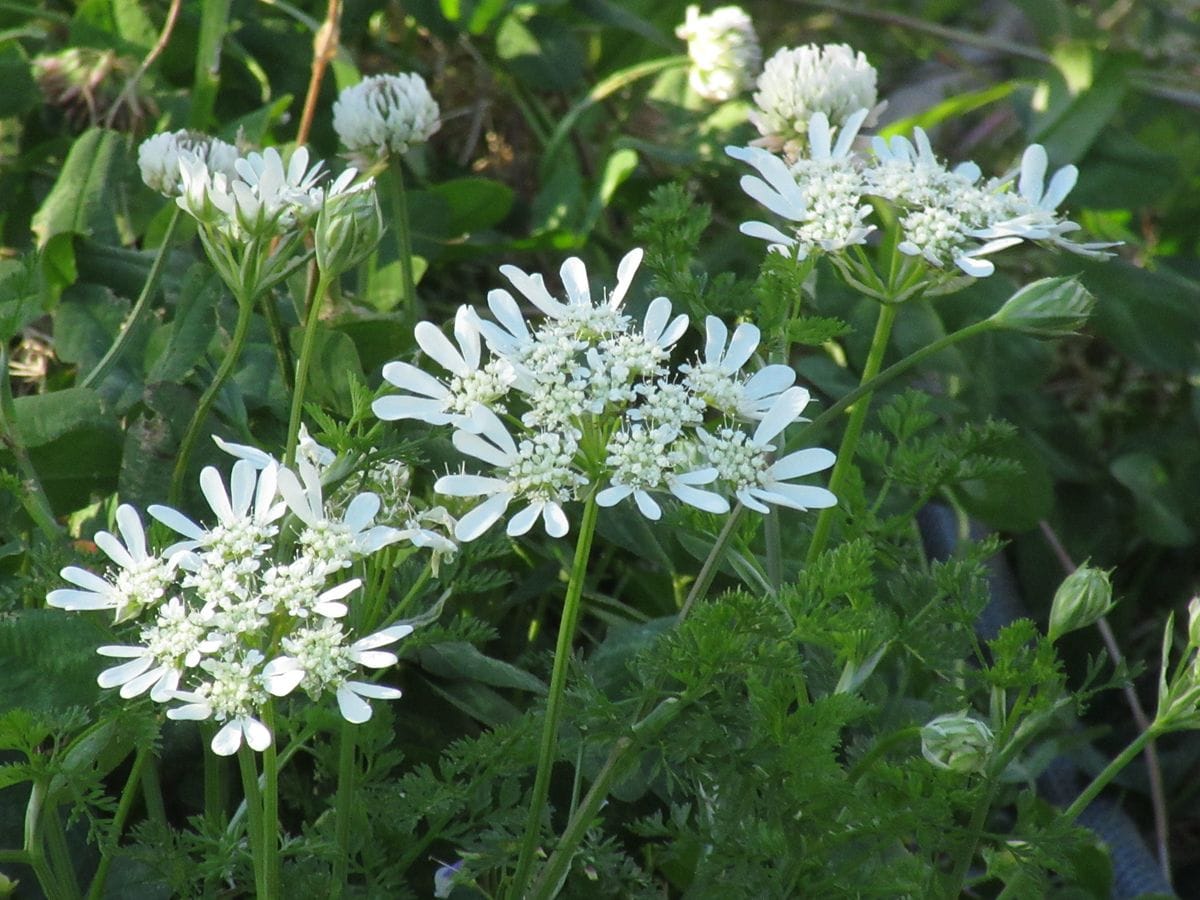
[675,4,762,103]
[333,73,441,170]
[750,43,884,156]
[728,109,1118,284]
[374,247,837,541]
[47,440,435,757]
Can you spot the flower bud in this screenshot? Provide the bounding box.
[988,276,1095,339]
[920,712,993,774]
[1047,564,1114,643]
[314,173,383,277]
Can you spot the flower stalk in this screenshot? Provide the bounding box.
[285,270,333,467]
[510,493,601,897]
[387,157,418,322]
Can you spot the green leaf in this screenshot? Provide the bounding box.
[423,678,522,726]
[12,386,106,447]
[288,326,364,416]
[0,257,43,341]
[336,316,412,379]
[1110,452,1192,547]
[431,177,515,234]
[1029,55,1128,163]
[0,41,37,117]
[951,437,1054,532]
[31,128,129,247]
[0,611,107,713]
[146,266,221,382]
[496,13,584,91]
[416,642,547,694]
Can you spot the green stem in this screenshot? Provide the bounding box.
[260,286,295,397]
[44,804,80,899]
[261,704,281,898]
[387,158,418,323]
[680,504,745,619]
[0,345,60,538]
[87,747,151,900]
[331,720,356,897]
[141,755,167,830]
[285,271,331,467]
[83,207,182,390]
[237,746,267,898]
[204,734,223,830]
[169,294,255,506]
[510,495,600,897]
[805,303,899,565]
[23,779,58,898]
[376,559,433,631]
[798,317,997,446]
[1063,727,1158,824]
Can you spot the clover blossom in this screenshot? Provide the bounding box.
[48,450,437,757]
[375,249,836,538]
[138,129,238,198]
[751,43,881,153]
[333,73,440,169]
[675,5,761,102]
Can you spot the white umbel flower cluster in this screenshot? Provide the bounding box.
[675,5,761,102]
[333,73,440,169]
[138,130,239,198]
[48,434,449,756]
[751,43,881,153]
[728,109,1119,278]
[373,249,837,539]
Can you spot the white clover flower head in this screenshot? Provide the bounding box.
[333,73,440,168]
[262,621,411,723]
[48,504,178,623]
[138,129,239,197]
[751,43,880,151]
[676,5,761,102]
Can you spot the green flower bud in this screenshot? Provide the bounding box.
[0,873,15,898]
[1047,564,1114,643]
[988,276,1095,339]
[920,712,993,774]
[315,176,383,278]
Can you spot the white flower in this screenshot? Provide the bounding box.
[730,109,874,259]
[256,558,359,619]
[276,458,401,568]
[48,504,177,622]
[896,204,1023,278]
[96,598,216,701]
[176,152,233,226]
[167,651,272,756]
[680,316,795,419]
[699,388,837,513]
[751,44,880,150]
[975,144,1120,258]
[596,427,728,520]
[676,5,761,102]
[495,248,643,340]
[584,296,689,410]
[373,305,514,431]
[434,407,587,541]
[138,130,239,198]
[148,460,285,562]
[333,73,440,166]
[220,146,326,236]
[262,621,412,723]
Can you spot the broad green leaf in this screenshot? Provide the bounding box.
[0,257,43,341]
[74,238,155,300]
[496,13,584,91]
[31,128,130,247]
[423,678,522,726]
[12,386,106,447]
[0,611,107,713]
[54,283,143,407]
[1030,56,1128,163]
[336,316,412,378]
[431,177,515,234]
[146,266,221,382]
[417,642,547,694]
[1110,452,1192,547]
[0,41,36,117]
[880,82,1016,139]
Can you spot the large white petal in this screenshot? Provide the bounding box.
[416,321,469,376]
[93,531,135,571]
[228,459,257,517]
[738,175,803,221]
[97,656,153,689]
[454,493,512,541]
[453,429,513,469]
[670,481,730,514]
[500,264,562,318]
[115,505,147,561]
[276,467,319,526]
[771,447,836,480]
[346,681,403,700]
[147,504,204,540]
[380,361,451,400]
[559,256,591,308]
[632,490,662,520]
[60,566,116,594]
[47,588,109,610]
[740,221,797,247]
[1042,164,1078,211]
[641,296,672,346]
[199,466,234,523]
[596,484,632,507]
[352,649,398,669]
[742,365,796,401]
[723,322,761,372]
[336,684,373,723]
[609,247,644,308]
[242,717,273,752]
[763,482,838,510]
[371,396,454,424]
[832,108,869,159]
[541,503,569,538]
[753,387,811,446]
[344,493,380,532]
[808,112,832,160]
[435,474,507,497]
[506,501,541,536]
[1019,144,1048,203]
[453,305,482,370]
[703,316,728,365]
[120,665,168,699]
